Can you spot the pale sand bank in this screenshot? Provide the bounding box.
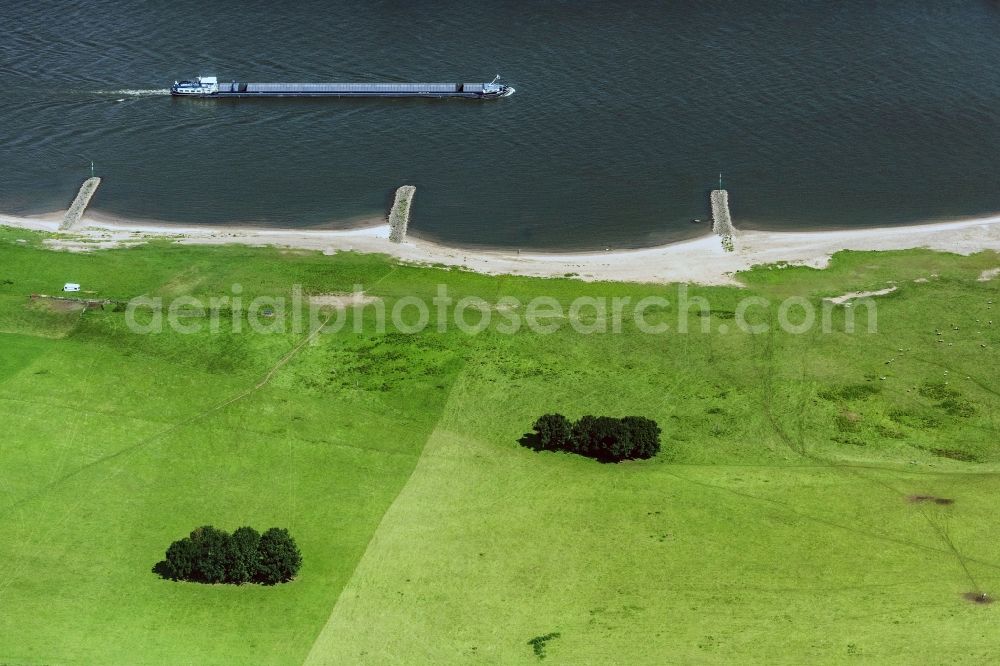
[824,286,898,305]
[3,211,1000,286]
[978,267,1000,282]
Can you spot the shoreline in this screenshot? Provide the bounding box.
[2,210,1000,285]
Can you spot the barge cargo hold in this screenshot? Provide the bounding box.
[170,75,514,99]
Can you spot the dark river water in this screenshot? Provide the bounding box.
[4,0,1000,249]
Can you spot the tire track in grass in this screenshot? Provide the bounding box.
[663,305,1000,587]
[2,264,401,601]
[637,290,996,589]
[0,350,100,582]
[0,312,334,598]
[4,266,402,627]
[679,328,1000,576]
[664,460,1000,476]
[47,354,99,485]
[746,322,994,594]
[0,312,335,516]
[644,327,1000,576]
[855,468,986,594]
[671,315,991,590]
[0,394,179,428]
[660,465,1000,573]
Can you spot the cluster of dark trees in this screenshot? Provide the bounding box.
[528,414,661,462]
[156,525,302,585]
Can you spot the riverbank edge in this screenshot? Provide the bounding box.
[3,211,1000,286]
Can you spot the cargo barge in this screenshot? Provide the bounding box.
[170,75,514,99]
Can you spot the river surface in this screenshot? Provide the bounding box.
[4,0,1000,249]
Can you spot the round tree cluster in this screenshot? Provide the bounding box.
[157,525,302,585]
[528,414,661,462]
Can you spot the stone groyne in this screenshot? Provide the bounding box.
[388,185,416,243]
[60,177,102,231]
[710,189,735,252]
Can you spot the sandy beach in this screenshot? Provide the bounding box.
[3,210,1000,286]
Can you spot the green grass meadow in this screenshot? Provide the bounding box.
[1,225,999,663]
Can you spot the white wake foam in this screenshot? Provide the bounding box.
[102,89,172,96]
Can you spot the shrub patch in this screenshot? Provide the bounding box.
[155,525,302,585]
[523,413,661,462]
